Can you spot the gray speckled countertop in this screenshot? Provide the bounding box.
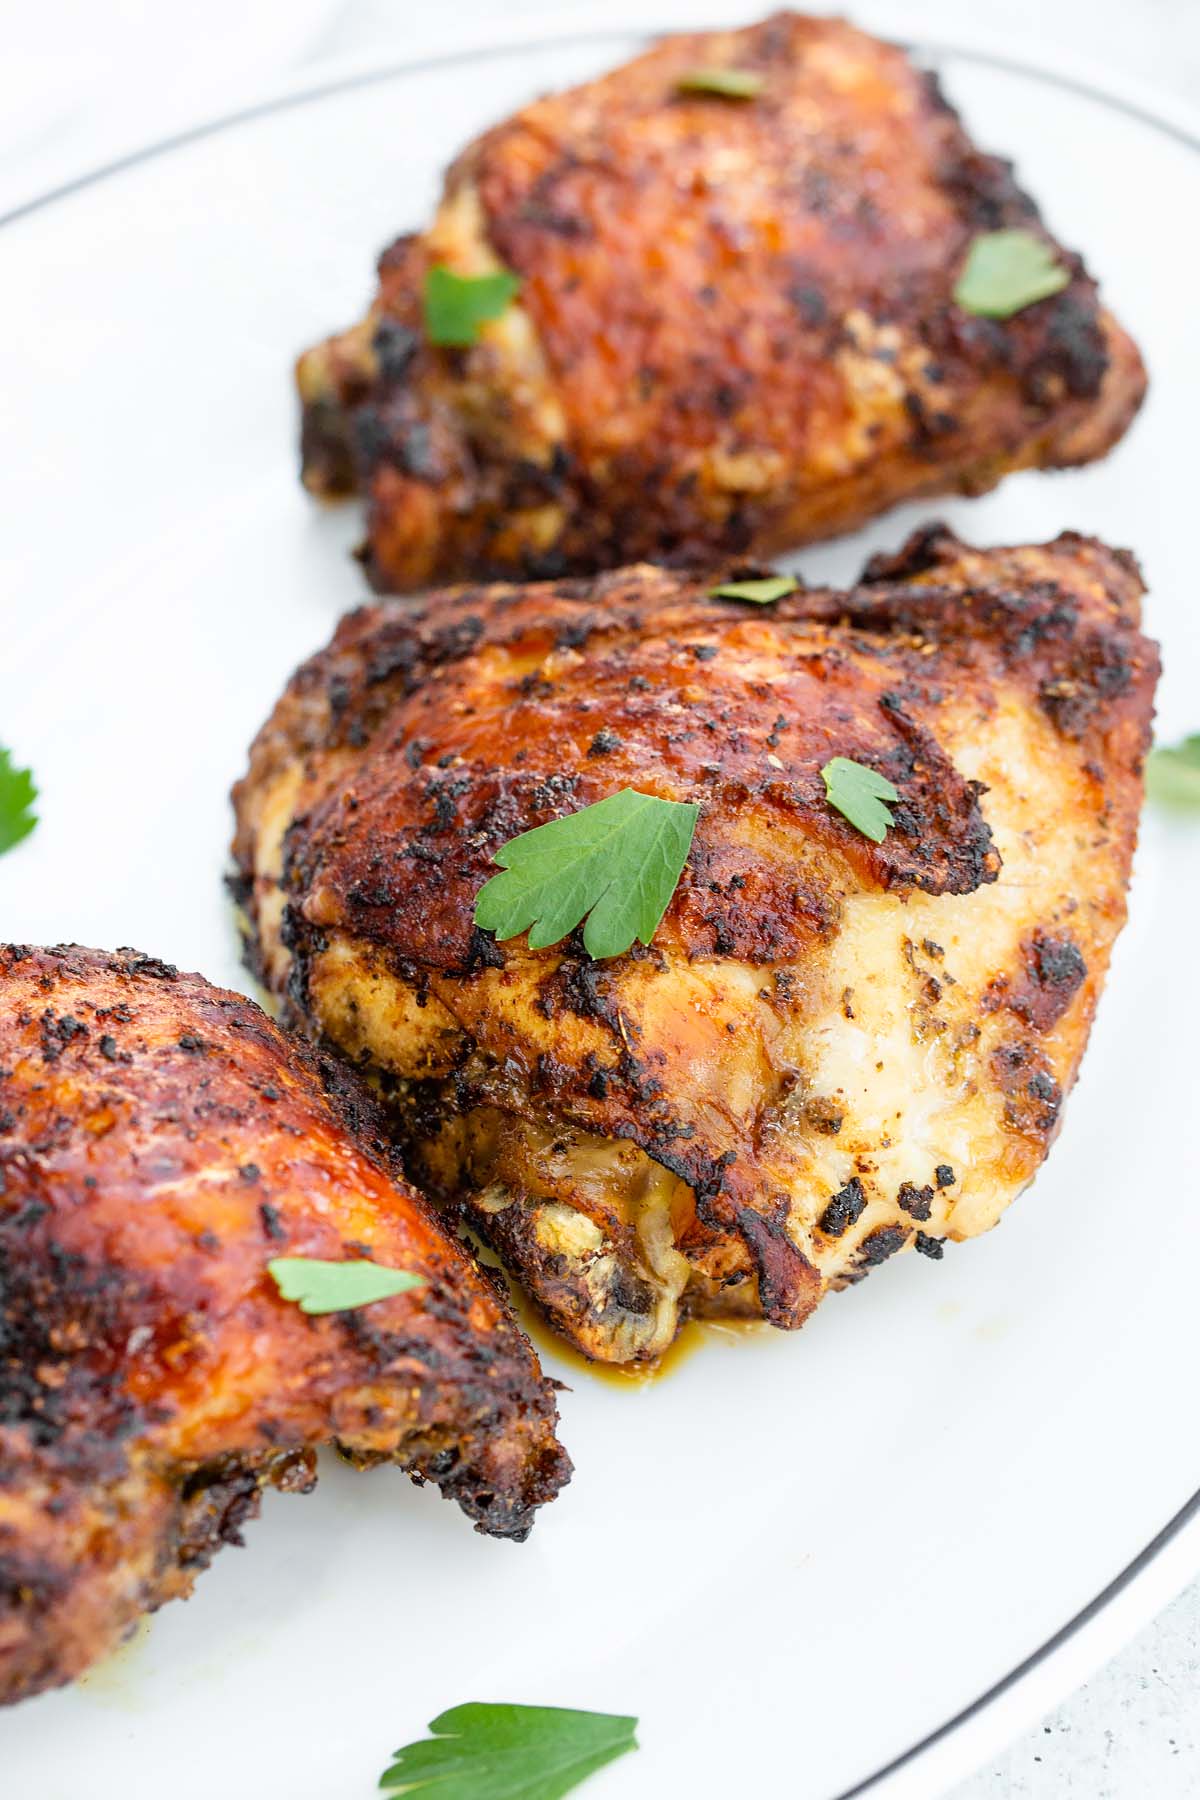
[2,2,1197,1793]
[951,1587,1200,1799]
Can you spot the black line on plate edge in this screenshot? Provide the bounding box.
[835,1481,1200,1797]
[4,23,1198,1800]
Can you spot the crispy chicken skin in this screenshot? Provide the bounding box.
[298,12,1145,592]
[0,945,568,1706]
[232,528,1158,1364]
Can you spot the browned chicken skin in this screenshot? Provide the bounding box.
[0,945,569,1707]
[233,528,1157,1364]
[298,12,1145,591]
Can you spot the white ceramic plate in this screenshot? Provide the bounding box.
[2,11,1198,1798]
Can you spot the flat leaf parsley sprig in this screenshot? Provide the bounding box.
[474,789,698,961]
[0,745,38,856]
[380,1702,639,1800]
[1146,734,1200,809]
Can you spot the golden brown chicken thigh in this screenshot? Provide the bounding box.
[0,945,568,1706]
[298,12,1145,591]
[233,527,1157,1364]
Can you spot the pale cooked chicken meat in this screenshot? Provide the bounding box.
[0,945,569,1706]
[298,11,1145,592]
[232,527,1158,1363]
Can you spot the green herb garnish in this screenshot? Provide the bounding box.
[1146,735,1200,809]
[710,575,798,604]
[380,1703,639,1799]
[953,229,1070,319]
[0,747,37,856]
[676,66,764,100]
[423,265,521,347]
[474,789,699,961]
[821,757,898,843]
[267,1257,424,1315]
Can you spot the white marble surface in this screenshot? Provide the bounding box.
[2,2,1197,1794]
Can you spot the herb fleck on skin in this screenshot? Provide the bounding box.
[821,757,899,843]
[710,575,798,605]
[422,265,521,347]
[953,229,1070,319]
[267,1258,425,1316]
[675,66,765,100]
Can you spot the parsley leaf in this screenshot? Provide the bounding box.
[423,265,521,347]
[474,789,699,961]
[1146,734,1200,809]
[676,66,764,100]
[710,575,797,604]
[0,747,38,856]
[821,756,898,843]
[379,1703,638,1799]
[953,230,1070,319]
[267,1257,424,1315]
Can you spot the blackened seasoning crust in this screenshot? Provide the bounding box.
[819,1178,868,1238]
[897,1183,935,1222]
[857,1225,910,1267]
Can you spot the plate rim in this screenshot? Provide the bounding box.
[1,9,1197,233]
[3,14,1197,1797]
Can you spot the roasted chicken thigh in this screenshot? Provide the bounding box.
[298,12,1145,591]
[233,528,1157,1364]
[0,945,568,1706]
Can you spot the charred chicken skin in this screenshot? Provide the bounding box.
[233,528,1157,1365]
[298,12,1145,592]
[0,945,568,1707]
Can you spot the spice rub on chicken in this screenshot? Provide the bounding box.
[297,11,1145,592]
[232,529,1158,1363]
[0,945,569,1707]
